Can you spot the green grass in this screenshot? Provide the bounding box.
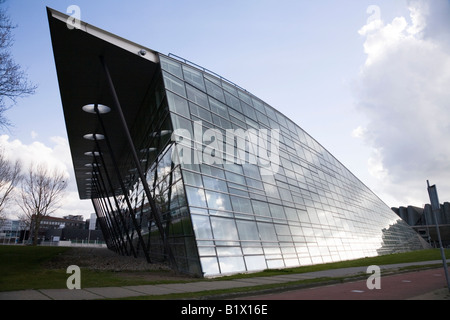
[0,246,184,292]
[0,246,449,293]
[0,246,70,291]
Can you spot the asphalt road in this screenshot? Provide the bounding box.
[241,268,450,300]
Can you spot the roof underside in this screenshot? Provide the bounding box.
[47,8,161,199]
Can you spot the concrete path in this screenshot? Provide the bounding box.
[1,260,448,300]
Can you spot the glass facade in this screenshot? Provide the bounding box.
[88,53,426,277]
[50,7,426,276]
[84,52,428,277]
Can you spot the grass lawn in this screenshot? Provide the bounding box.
[0,246,180,292]
[0,245,449,292]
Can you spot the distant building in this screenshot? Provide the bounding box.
[392,203,450,247]
[63,215,84,221]
[0,219,27,243]
[29,214,104,244]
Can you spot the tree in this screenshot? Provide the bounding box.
[17,164,67,245]
[0,1,36,129]
[0,148,21,225]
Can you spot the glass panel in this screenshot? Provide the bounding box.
[236,220,259,241]
[266,260,285,269]
[222,81,238,96]
[209,97,229,119]
[186,84,209,109]
[210,216,238,240]
[160,56,183,78]
[212,114,231,129]
[163,72,186,97]
[224,91,242,113]
[182,65,206,90]
[252,200,271,217]
[182,170,203,187]
[256,111,270,127]
[275,224,291,236]
[204,73,221,85]
[200,164,225,179]
[198,246,216,256]
[279,187,293,203]
[203,175,228,193]
[241,102,256,119]
[216,247,242,256]
[185,186,207,207]
[270,203,286,220]
[200,257,220,276]
[191,214,213,239]
[168,113,193,138]
[225,170,246,185]
[238,91,252,106]
[265,105,277,120]
[167,92,190,118]
[205,79,225,103]
[230,196,253,213]
[264,182,280,198]
[251,98,266,114]
[245,255,267,272]
[219,256,246,273]
[284,207,299,221]
[243,164,261,180]
[189,102,212,123]
[205,190,232,211]
[258,222,277,241]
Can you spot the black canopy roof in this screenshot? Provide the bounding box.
[47,7,160,199]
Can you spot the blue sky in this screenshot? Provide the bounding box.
[1,0,449,218]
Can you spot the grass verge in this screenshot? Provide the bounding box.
[0,246,187,292]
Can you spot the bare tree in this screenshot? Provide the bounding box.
[0,1,36,129]
[17,164,67,245]
[0,148,21,225]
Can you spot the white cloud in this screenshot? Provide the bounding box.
[0,135,93,219]
[354,0,450,207]
[351,126,367,139]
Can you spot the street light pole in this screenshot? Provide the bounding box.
[427,180,450,292]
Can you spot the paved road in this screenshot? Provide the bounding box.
[241,268,450,300]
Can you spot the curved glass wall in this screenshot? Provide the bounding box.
[88,53,427,278]
[159,54,427,277]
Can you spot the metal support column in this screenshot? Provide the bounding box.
[91,198,113,250]
[93,103,151,263]
[92,177,122,253]
[100,55,177,270]
[92,133,135,257]
[92,152,131,257]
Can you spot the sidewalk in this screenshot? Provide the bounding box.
[1,260,448,300]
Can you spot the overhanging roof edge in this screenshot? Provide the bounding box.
[47,7,162,200]
[47,7,160,64]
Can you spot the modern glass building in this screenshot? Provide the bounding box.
[48,8,428,277]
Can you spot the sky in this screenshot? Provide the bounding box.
[1,0,449,219]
